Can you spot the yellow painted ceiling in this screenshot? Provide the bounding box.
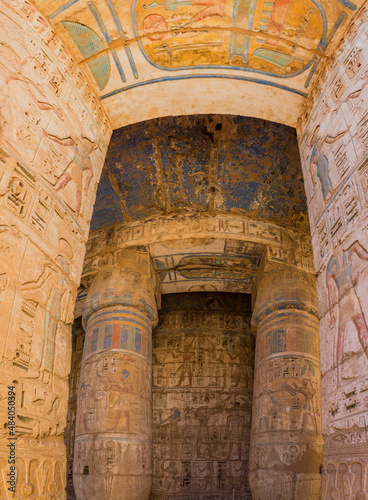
[33,0,364,127]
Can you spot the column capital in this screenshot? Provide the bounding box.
[252,261,318,326]
[76,248,158,500]
[82,248,160,327]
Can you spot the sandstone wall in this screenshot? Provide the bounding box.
[298,5,368,497]
[0,1,111,497]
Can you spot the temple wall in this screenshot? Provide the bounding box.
[298,5,368,497]
[151,292,254,500]
[0,0,111,497]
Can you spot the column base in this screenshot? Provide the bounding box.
[74,474,151,500]
[249,470,321,500]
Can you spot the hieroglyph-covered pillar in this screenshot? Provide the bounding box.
[249,262,323,499]
[74,248,159,500]
[298,5,368,497]
[0,0,111,498]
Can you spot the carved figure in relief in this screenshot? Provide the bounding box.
[157,407,181,457]
[104,369,132,432]
[0,38,62,148]
[78,381,98,432]
[161,461,179,492]
[233,463,249,494]
[228,345,252,387]
[326,242,368,383]
[198,461,214,491]
[225,400,246,459]
[195,405,213,459]
[20,255,73,376]
[42,131,98,217]
[309,126,350,201]
[283,379,317,432]
[172,336,196,387]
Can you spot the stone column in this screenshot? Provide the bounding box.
[249,263,323,499]
[74,248,159,500]
[0,1,111,498]
[297,6,368,495]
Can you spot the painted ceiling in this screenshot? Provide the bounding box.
[34,0,364,127]
[90,114,307,232]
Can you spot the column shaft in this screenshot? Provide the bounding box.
[74,251,158,500]
[249,266,323,499]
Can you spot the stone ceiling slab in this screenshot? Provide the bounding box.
[90,114,308,232]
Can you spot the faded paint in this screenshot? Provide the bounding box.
[31,0,365,128]
[91,115,307,233]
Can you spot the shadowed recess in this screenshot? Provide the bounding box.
[91,114,307,232]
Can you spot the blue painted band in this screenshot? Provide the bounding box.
[103,0,138,78]
[336,0,357,10]
[111,49,127,82]
[104,0,126,38]
[124,46,139,79]
[49,0,80,19]
[87,313,151,331]
[86,307,152,328]
[88,1,112,43]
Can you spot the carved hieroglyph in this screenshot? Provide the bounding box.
[74,249,159,500]
[152,292,254,499]
[0,1,111,498]
[298,5,368,497]
[249,263,323,499]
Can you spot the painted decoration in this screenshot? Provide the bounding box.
[298,6,368,496]
[249,267,323,499]
[91,115,307,232]
[38,0,364,128]
[62,22,111,90]
[133,0,324,78]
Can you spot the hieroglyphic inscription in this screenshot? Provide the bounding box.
[298,9,368,491]
[152,292,254,500]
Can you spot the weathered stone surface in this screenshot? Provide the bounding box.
[4,1,368,498]
[79,214,314,305]
[74,249,159,500]
[298,5,368,496]
[152,292,253,499]
[249,263,323,499]
[65,319,85,500]
[92,116,307,233]
[0,0,110,498]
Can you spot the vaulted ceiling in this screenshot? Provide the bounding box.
[34,0,363,128]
